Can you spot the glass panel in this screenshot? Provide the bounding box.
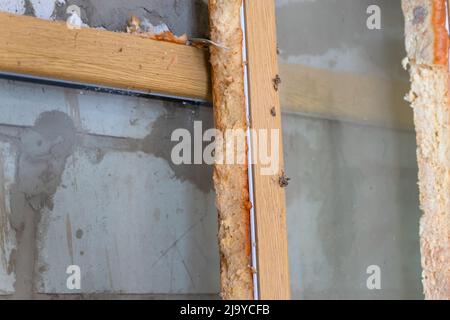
[276,0,422,299]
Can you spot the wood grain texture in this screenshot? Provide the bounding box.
[0,12,210,100]
[244,0,291,300]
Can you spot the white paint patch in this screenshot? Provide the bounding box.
[0,142,18,295]
[0,0,26,15]
[0,144,16,215]
[0,0,60,20]
[66,5,88,29]
[30,0,58,20]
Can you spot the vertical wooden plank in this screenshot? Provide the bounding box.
[244,0,291,299]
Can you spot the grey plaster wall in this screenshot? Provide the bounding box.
[0,0,209,37]
[0,79,220,299]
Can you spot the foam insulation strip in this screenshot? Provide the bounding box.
[240,3,259,301]
[208,0,254,300]
[402,0,450,299]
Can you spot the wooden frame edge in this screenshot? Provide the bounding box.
[244,0,291,300]
[0,12,211,101]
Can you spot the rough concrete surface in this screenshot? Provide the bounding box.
[0,0,209,37]
[0,141,18,294]
[0,78,219,299]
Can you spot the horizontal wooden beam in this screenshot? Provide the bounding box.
[0,12,412,130]
[0,12,211,101]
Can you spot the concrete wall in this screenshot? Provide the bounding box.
[0,0,209,36]
[0,0,423,299]
[0,0,218,299]
[0,79,220,299]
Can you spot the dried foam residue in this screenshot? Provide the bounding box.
[126,15,188,45]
